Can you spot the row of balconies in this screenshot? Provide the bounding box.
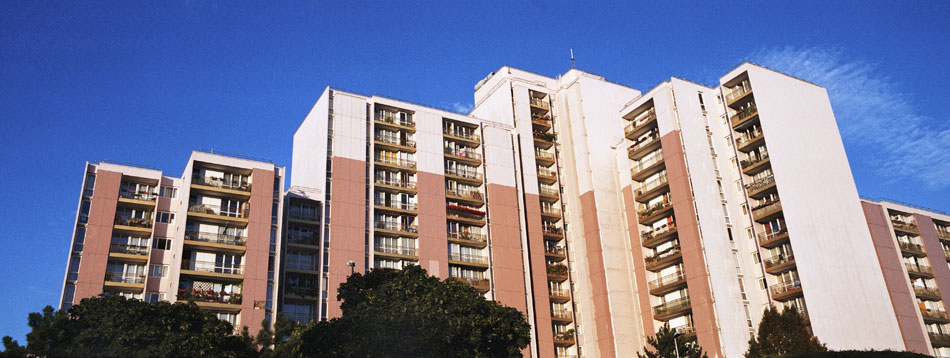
[181,259,244,277]
[545,245,567,260]
[628,131,660,160]
[921,308,950,324]
[374,199,418,213]
[110,242,149,256]
[547,263,569,281]
[375,111,415,130]
[530,97,550,110]
[534,130,555,149]
[118,191,158,202]
[725,83,752,104]
[740,151,771,175]
[631,151,665,181]
[177,288,242,306]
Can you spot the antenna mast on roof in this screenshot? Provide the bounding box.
[570,49,576,69]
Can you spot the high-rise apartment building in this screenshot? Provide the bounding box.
[59,150,286,334]
[60,62,943,357]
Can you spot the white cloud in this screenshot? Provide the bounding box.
[752,47,950,189]
[448,101,473,114]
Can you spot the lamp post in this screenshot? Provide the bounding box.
[346,260,355,275]
[673,330,681,358]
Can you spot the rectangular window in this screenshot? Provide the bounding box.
[152,237,171,250]
[149,264,168,278]
[156,211,175,224]
[159,186,177,198]
[145,292,165,303]
[758,277,767,290]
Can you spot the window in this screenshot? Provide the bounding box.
[83,174,96,197]
[156,211,175,224]
[152,237,171,250]
[758,277,767,290]
[78,200,91,224]
[149,264,168,278]
[145,292,165,303]
[698,92,706,111]
[159,186,177,198]
[73,226,86,253]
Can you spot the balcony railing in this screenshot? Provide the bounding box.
[630,109,657,128]
[544,226,564,236]
[891,220,919,233]
[375,244,417,257]
[545,245,566,256]
[110,243,149,256]
[118,191,158,201]
[735,129,763,147]
[188,203,248,219]
[745,175,775,193]
[645,246,681,266]
[551,309,572,319]
[938,230,950,241]
[538,167,558,178]
[177,288,242,304]
[751,200,782,218]
[451,276,489,291]
[535,150,555,161]
[444,147,482,161]
[763,253,794,270]
[374,199,418,212]
[632,150,664,174]
[906,263,934,276]
[287,233,319,246]
[114,215,152,228]
[725,83,752,103]
[653,296,690,317]
[628,134,659,156]
[185,230,247,246]
[898,241,926,255]
[375,156,417,169]
[740,152,770,169]
[533,131,555,143]
[542,206,561,216]
[921,308,950,322]
[104,272,145,284]
[192,176,250,192]
[757,228,788,243]
[916,286,942,299]
[641,223,677,242]
[530,97,549,109]
[448,252,488,264]
[730,103,758,125]
[375,134,416,148]
[375,178,417,190]
[929,332,950,347]
[181,260,244,275]
[445,188,484,202]
[675,324,696,336]
[637,173,669,196]
[531,115,552,127]
[769,280,802,297]
[539,187,560,197]
[375,112,415,128]
[448,230,486,243]
[639,200,672,220]
[443,128,480,142]
[373,222,418,234]
[447,204,486,218]
[648,271,686,291]
[550,287,570,297]
[444,168,482,181]
[547,263,568,276]
[285,285,317,298]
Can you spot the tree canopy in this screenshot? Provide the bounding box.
[4,295,256,357]
[746,306,826,358]
[287,265,531,357]
[637,324,708,358]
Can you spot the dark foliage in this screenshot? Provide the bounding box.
[637,324,708,358]
[746,306,826,358]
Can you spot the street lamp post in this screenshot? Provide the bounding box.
[346,260,355,274]
[673,331,681,358]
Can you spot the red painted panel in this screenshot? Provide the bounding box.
[578,190,618,358]
[326,157,368,318]
[240,168,275,334]
[487,184,527,311]
[417,171,448,278]
[621,185,654,342]
[524,192,556,358]
[74,170,121,302]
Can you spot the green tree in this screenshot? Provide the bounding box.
[637,324,708,358]
[0,336,27,358]
[258,313,300,357]
[20,295,257,357]
[746,306,826,358]
[289,265,531,357]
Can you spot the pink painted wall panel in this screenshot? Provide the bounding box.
[524,193,556,358]
[578,191,617,358]
[862,202,929,354]
[326,157,368,318]
[75,170,121,302]
[240,168,275,333]
[416,171,448,278]
[661,132,723,357]
[918,214,950,318]
[621,185,654,342]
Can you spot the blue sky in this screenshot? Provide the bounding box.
[1,1,948,341]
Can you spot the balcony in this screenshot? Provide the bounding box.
[549,287,571,302]
[653,296,691,321]
[109,243,149,257]
[541,206,561,219]
[645,246,682,271]
[922,308,950,324]
[725,84,752,106]
[191,176,251,197]
[624,109,658,140]
[447,230,487,248]
[444,168,483,185]
[547,263,569,281]
[641,223,678,248]
[751,200,783,223]
[916,286,943,301]
[730,103,759,129]
[939,230,950,243]
[444,147,482,165]
[529,97,549,111]
[929,332,950,347]
[740,152,771,176]
[534,131,555,149]
[117,191,158,207]
[539,186,560,202]
[374,244,418,259]
[445,188,485,206]
[906,263,935,278]
[770,280,804,301]
[745,175,777,199]
[545,245,567,260]
[891,220,919,235]
[553,330,576,346]
[103,272,145,290]
[446,204,486,226]
[763,254,796,274]
[374,113,416,132]
[373,222,418,237]
[543,226,564,238]
[537,167,558,184]
[443,128,481,146]
[758,228,790,248]
[285,285,318,299]
[374,157,417,172]
[551,309,573,323]
[374,178,418,194]
[648,271,687,296]
[675,324,697,339]
[374,199,418,214]
[631,150,665,182]
[180,260,244,281]
[184,231,247,252]
[535,150,556,166]
[898,241,927,257]
[639,200,674,225]
[374,135,417,153]
[735,131,765,153]
[451,276,490,292]
[531,115,552,130]
[628,134,661,161]
[448,252,489,268]
[177,288,243,309]
[113,216,153,233]
[945,250,950,262]
[187,203,248,225]
[635,173,670,203]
